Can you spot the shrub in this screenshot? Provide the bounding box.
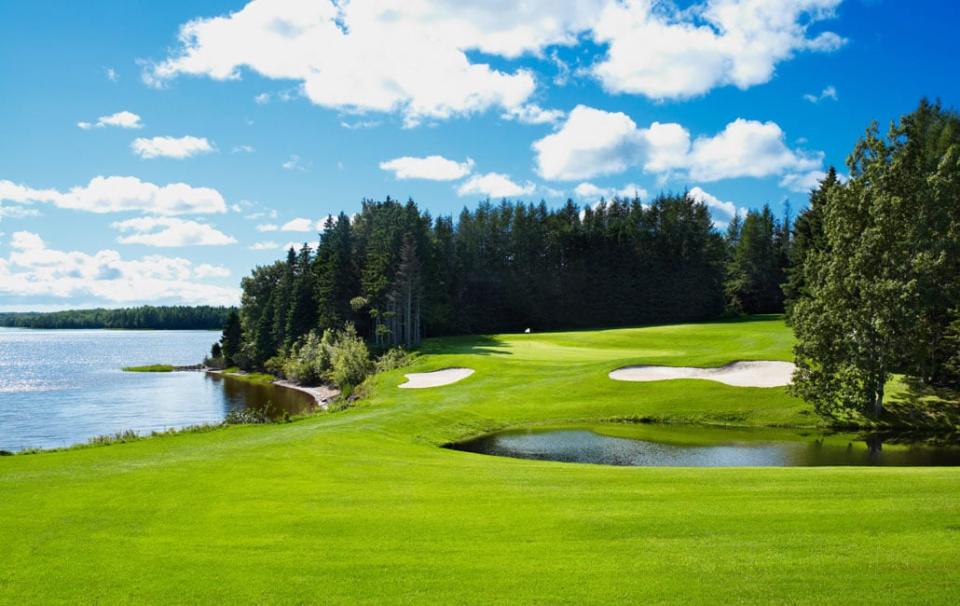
[279,324,372,390]
[264,355,287,377]
[328,324,372,389]
[224,407,271,424]
[375,347,417,373]
[282,330,335,385]
[87,430,140,445]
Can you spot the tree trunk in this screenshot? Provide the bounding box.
[405,285,412,349]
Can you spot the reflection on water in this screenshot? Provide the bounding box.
[451,427,960,467]
[0,328,313,451]
[206,373,313,418]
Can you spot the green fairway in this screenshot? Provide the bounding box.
[1,317,958,604]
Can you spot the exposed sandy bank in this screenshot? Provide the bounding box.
[399,368,475,389]
[609,361,795,388]
[273,380,340,409]
[207,369,338,409]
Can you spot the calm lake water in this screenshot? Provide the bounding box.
[452,426,960,467]
[0,328,312,451]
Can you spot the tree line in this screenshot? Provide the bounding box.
[229,191,791,371]
[0,306,235,330]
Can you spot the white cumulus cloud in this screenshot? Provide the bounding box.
[142,1,609,126]
[687,186,743,227]
[78,110,143,130]
[0,231,240,306]
[591,0,845,100]
[111,217,237,247]
[281,218,320,232]
[131,136,215,159]
[379,155,474,181]
[142,1,844,123]
[193,263,232,278]
[574,182,648,201]
[457,173,536,198]
[0,176,227,215]
[685,119,822,182]
[533,106,823,187]
[533,105,647,181]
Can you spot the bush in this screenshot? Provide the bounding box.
[328,324,372,389]
[278,324,372,390]
[264,354,287,377]
[224,406,271,424]
[282,330,335,385]
[375,347,417,373]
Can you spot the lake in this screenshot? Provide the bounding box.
[0,327,313,452]
[451,425,960,467]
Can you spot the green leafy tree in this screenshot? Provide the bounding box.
[791,99,960,416]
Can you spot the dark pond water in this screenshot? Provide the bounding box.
[451,427,960,467]
[0,328,313,451]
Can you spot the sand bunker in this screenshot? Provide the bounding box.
[609,361,795,388]
[399,368,475,389]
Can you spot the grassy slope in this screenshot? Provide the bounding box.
[1,317,958,604]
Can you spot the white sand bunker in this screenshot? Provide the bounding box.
[609,361,795,388]
[399,368,475,389]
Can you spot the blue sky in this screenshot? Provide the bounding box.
[0,0,957,310]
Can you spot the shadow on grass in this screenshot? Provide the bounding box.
[417,334,511,357]
[883,378,960,430]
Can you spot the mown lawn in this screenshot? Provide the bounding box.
[1,316,958,604]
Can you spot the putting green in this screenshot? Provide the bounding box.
[1,316,958,604]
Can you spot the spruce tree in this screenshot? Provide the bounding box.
[220,310,243,367]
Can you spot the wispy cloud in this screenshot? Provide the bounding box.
[282,154,309,171]
[803,85,838,104]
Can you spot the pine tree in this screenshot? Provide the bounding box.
[220,310,243,366]
[272,247,297,351]
[316,213,356,331]
[286,243,317,347]
[783,167,838,316]
[391,235,422,348]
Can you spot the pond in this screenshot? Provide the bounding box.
[0,327,314,452]
[450,425,960,467]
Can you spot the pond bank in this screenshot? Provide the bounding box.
[206,369,339,409]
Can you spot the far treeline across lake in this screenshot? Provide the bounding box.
[0,306,236,330]
[220,100,959,426]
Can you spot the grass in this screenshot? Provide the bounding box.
[215,367,277,385]
[1,316,958,604]
[121,363,174,372]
